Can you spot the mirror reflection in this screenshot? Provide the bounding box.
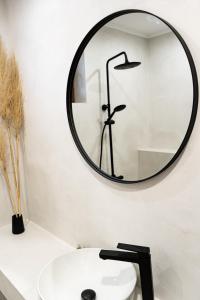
[71,12,194,181]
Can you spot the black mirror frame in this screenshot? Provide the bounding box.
[66,9,198,184]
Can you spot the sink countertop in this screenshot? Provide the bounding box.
[0,222,74,300]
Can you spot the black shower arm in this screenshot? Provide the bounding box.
[106,51,127,68]
[106,51,127,112]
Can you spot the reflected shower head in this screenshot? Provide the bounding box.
[114,61,141,70]
[114,104,126,112]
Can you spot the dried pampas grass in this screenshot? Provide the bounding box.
[0,38,24,216]
[3,56,24,132]
[0,39,7,82]
[1,55,24,132]
[0,128,6,170]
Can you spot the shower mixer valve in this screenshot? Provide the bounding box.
[102,104,109,111]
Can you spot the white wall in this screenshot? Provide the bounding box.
[148,32,193,150]
[2,1,200,300]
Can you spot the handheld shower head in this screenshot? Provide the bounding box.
[105,104,126,125]
[114,104,126,112]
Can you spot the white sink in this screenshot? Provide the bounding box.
[38,248,137,300]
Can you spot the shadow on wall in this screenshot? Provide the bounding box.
[86,69,105,161]
[0,290,7,300]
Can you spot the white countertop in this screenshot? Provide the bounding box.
[0,222,74,300]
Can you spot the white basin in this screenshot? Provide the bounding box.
[38,248,137,300]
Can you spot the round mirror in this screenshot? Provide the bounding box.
[67,10,198,183]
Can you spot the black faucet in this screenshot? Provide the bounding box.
[99,243,154,300]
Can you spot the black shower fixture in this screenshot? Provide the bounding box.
[100,51,141,179]
[114,60,141,70]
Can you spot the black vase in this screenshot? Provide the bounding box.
[12,214,25,234]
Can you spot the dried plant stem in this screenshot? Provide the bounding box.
[8,127,18,190]
[2,168,17,215]
[16,134,21,215]
[7,127,21,215]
